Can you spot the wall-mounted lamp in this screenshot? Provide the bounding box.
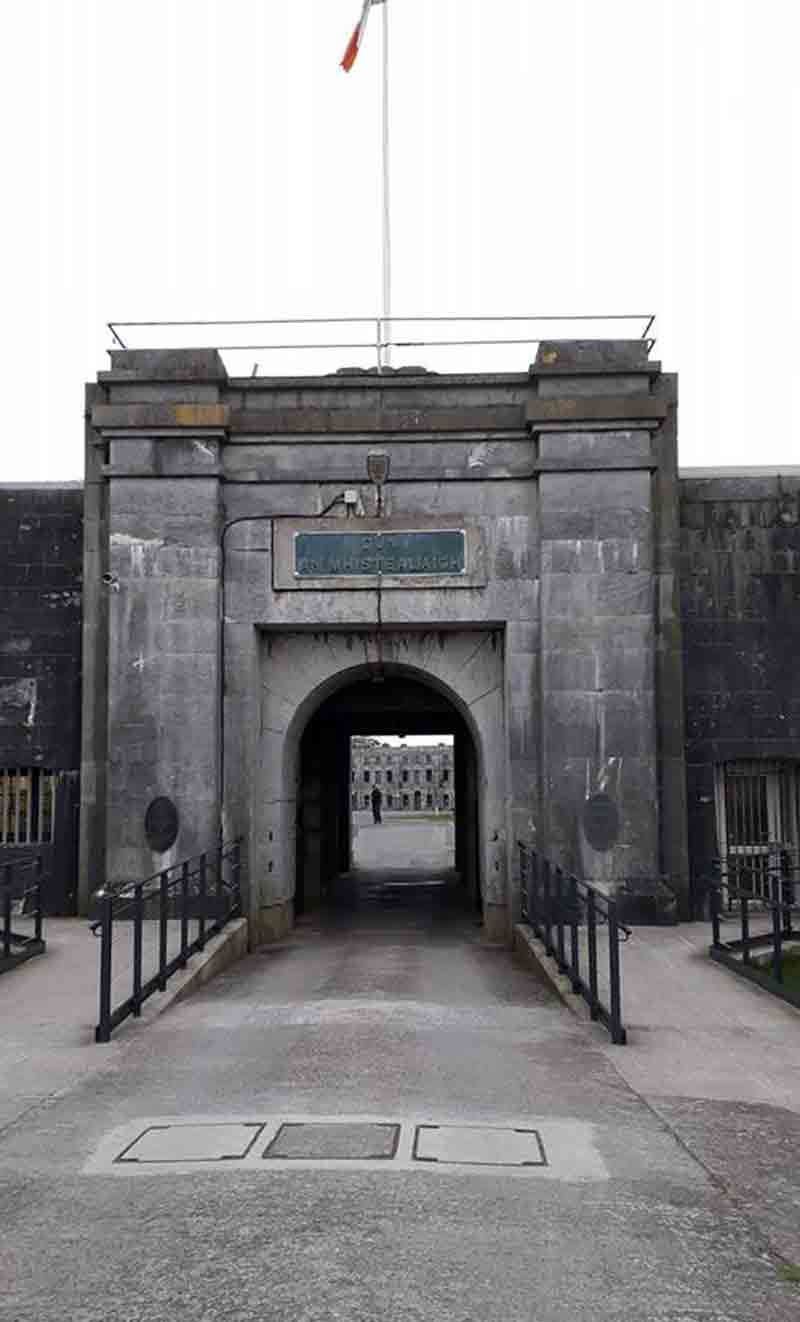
[367,450,390,517]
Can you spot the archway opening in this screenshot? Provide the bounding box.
[350,733,455,873]
[294,671,481,922]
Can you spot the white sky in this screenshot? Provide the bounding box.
[1,0,798,482]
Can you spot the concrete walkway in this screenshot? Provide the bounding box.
[0,881,799,1320]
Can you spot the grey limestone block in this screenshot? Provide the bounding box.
[107,348,228,380]
[533,339,653,372]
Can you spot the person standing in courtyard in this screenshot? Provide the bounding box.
[371,784,383,824]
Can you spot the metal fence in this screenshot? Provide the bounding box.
[106,313,656,375]
[92,841,242,1043]
[714,846,800,911]
[518,842,631,1045]
[709,858,800,1009]
[1,856,46,973]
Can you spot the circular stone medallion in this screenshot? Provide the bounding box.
[582,792,620,853]
[145,796,179,853]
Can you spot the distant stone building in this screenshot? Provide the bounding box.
[350,737,455,813]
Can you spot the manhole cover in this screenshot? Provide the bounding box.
[413,1125,547,1167]
[264,1122,400,1161]
[116,1123,264,1164]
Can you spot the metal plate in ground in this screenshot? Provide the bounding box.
[264,1122,400,1161]
[116,1123,264,1164]
[413,1125,547,1167]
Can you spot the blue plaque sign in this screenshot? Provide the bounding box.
[294,529,466,578]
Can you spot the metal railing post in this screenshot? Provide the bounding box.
[180,860,189,967]
[158,871,169,990]
[555,866,566,971]
[587,888,599,1021]
[198,853,207,951]
[96,894,113,1044]
[542,860,551,955]
[132,883,144,1016]
[771,871,783,985]
[216,844,225,930]
[740,891,751,964]
[607,900,626,1044]
[233,841,242,914]
[34,856,43,943]
[2,872,11,961]
[569,875,581,992]
[710,879,720,948]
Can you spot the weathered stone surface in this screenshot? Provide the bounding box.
[71,340,693,936]
[105,348,228,380]
[0,484,83,913]
[533,338,654,372]
[680,472,800,910]
[538,429,653,461]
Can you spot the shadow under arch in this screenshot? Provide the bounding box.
[292,662,482,917]
[283,657,486,790]
[252,629,507,945]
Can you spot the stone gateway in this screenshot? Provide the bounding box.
[4,336,794,926]
[78,336,689,943]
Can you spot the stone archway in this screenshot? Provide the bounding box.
[294,670,478,917]
[250,629,507,945]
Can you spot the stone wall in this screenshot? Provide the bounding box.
[679,471,800,910]
[82,341,688,933]
[0,484,83,911]
[6,438,799,929]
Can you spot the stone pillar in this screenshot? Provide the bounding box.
[79,385,109,910]
[529,341,685,910]
[91,350,228,884]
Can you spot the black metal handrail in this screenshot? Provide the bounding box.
[709,867,800,1009]
[93,840,243,1043]
[518,842,631,1045]
[1,856,46,973]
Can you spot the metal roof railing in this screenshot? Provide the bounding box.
[107,313,656,375]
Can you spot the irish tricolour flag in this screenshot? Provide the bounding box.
[341,0,385,72]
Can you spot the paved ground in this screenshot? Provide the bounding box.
[352,812,455,871]
[1,838,800,1319]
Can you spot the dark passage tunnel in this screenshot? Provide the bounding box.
[295,671,481,920]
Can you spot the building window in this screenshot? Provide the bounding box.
[0,768,56,845]
[363,769,370,783]
[425,768,432,783]
[414,790,422,810]
[402,769,409,783]
[375,771,381,785]
[363,794,370,808]
[386,769,392,783]
[402,794,409,809]
[351,793,358,808]
[715,760,800,900]
[414,770,421,785]
[426,793,433,807]
[441,768,450,783]
[443,794,450,809]
[386,794,393,808]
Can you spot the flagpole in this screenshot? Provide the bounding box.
[380,0,392,370]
